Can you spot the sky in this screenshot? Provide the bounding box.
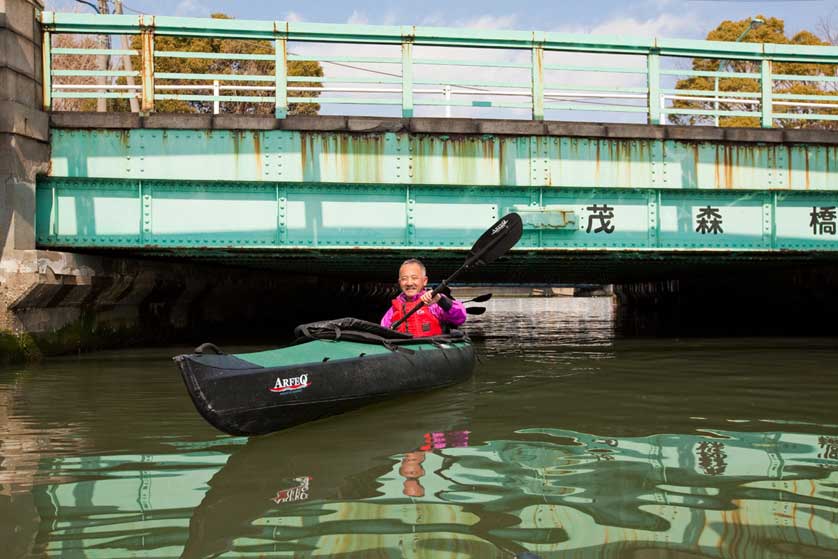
[46,0,838,42]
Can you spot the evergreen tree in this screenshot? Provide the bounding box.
[126,13,322,115]
[670,16,837,128]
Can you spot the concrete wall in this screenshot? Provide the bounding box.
[1,0,50,356]
[0,0,49,253]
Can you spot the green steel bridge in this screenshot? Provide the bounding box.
[35,12,838,282]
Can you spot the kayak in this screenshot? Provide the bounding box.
[174,318,475,436]
[174,213,523,437]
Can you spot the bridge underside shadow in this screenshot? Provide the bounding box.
[32,246,838,337]
[610,260,838,337]
[7,247,838,361]
[47,245,838,285]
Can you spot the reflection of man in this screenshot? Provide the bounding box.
[421,430,470,451]
[399,451,426,497]
[399,431,470,497]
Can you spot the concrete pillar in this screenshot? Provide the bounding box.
[0,0,50,358]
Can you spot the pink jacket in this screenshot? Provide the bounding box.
[380,292,467,329]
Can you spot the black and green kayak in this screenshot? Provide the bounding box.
[174,318,475,436]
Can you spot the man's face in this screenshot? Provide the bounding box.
[398,263,428,298]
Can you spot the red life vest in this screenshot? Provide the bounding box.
[390,297,444,337]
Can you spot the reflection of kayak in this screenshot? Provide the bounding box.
[180,387,475,559]
[174,318,475,436]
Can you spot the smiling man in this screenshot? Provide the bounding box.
[380,259,467,337]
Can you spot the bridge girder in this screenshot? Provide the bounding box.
[39,115,838,282]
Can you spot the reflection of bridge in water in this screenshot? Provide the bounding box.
[31,427,838,558]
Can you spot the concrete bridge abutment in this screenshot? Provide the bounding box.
[1,0,51,360]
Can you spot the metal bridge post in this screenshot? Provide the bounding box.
[761,59,772,128]
[274,36,288,119]
[647,52,661,125]
[401,32,414,118]
[212,80,220,114]
[42,30,52,111]
[531,41,544,121]
[443,85,452,118]
[140,27,155,114]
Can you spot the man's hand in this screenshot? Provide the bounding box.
[420,290,441,306]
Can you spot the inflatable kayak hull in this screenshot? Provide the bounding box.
[175,336,475,436]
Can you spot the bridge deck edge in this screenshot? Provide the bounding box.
[47,112,838,146]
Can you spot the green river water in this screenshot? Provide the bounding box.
[1,297,837,558]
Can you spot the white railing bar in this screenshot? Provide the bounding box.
[773,100,838,109]
[286,86,436,94]
[156,84,213,90]
[224,86,277,91]
[544,91,647,100]
[663,94,760,105]
[53,84,142,90]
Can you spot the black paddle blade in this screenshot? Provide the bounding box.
[467,292,492,303]
[465,213,523,268]
[466,306,486,315]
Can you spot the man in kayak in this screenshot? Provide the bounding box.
[381,259,467,337]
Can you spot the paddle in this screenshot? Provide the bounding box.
[391,213,523,331]
[433,289,491,304]
[465,306,486,315]
[462,292,492,304]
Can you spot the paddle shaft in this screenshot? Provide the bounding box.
[390,233,506,330]
[389,212,522,332]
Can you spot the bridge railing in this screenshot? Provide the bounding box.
[40,12,838,127]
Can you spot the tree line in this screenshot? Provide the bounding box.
[52,12,322,115]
